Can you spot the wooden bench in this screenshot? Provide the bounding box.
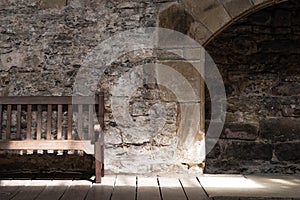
[0,94,104,183]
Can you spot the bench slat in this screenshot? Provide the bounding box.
[78,104,83,139]
[0,140,94,154]
[37,105,42,140]
[88,104,94,141]
[16,105,21,140]
[47,105,52,139]
[57,104,62,140]
[0,105,2,139]
[68,105,72,140]
[6,105,11,139]
[0,95,103,105]
[26,105,32,140]
[98,96,104,129]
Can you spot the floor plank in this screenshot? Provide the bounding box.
[137,177,161,200]
[35,181,70,200]
[60,180,92,200]
[111,175,136,200]
[158,177,186,200]
[180,177,211,200]
[11,185,46,200]
[0,181,20,200]
[85,175,116,200]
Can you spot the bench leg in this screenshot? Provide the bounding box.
[95,158,102,183]
[101,163,105,177]
[101,143,104,177]
[95,140,103,183]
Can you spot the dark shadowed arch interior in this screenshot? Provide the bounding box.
[205,0,300,174]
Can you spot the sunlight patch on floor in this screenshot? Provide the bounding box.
[199,175,264,189]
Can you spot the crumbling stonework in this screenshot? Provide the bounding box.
[0,0,163,96]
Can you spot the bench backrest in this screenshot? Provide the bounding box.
[0,95,104,142]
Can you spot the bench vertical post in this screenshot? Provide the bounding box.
[57,105,62,140]
[100,94,105,178]
[0,105,2,139]
[47,105,52,139]
[26,105,32,140]
[6,105,11,139]
[95,94,104,183]
[67,105,72,140]
[16,105,21,139]
[94,137,102,183]
[37,105,42,140]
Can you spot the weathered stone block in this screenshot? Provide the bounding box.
[260,118,300,142]
[251,0,269,5]
[222,122,259,140]
[271,82,300,96]
[105,127,123,145]
[187,21,212,45]
[275,142,300,162]
[158,85,177,102]
[159,3,194,34]
[158,60,202,97]
[0,51,25,71]
[156,49,184,60]
[182,0,232,32]
[225,108,259,124]
[221,0,253,17]
[253,26,272,34]
[117,2,140,9]
[225,141,272,160]
[183,47,203,60]
[206,120,258,140]
[40,0,67,9]
[273,27,292,34]
[201,5,232,33]
[260,40,300,54]
[232,37,257,55]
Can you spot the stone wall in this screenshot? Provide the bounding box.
[205,0,300,174]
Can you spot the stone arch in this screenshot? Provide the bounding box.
[160,0,300,174]
[159,0,288,45]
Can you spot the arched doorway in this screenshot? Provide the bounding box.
[204,0,300,174]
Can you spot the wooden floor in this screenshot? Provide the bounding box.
[1,175,300,200]
[0,175,211,200]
